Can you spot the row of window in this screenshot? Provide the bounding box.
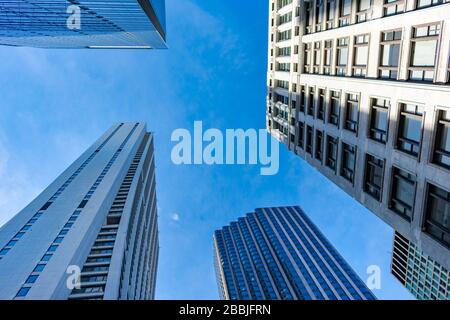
[302,0,448,34]
[276,85,450,170]
[301,23,447,82]
[295,126,449,249]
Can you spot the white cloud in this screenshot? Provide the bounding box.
[170,213,180,222]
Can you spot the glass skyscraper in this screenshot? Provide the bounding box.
[392,231,450,300]
[213,206,376,300]
[0,0,167,49]
[0,123,159,300]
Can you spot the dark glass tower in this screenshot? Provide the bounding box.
[0,0,166,49]
[214,206,376,300]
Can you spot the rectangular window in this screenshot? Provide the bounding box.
[313,42,321,74]
[390,167,417,221]
[383,0,405,16]
[307,87,315,116]
[315,130,324,162]
[317,89,325,120]
[326,135,339,172]
[353,34,370,77]
[277,62,291,72]
[344,93,359,133]
[357,0,372,22]
[379,30,402,79]
[277,29,292,42]
[298,121,305,149]
[409,24,440,82]
[300,86,306,113]
[424,183,450,248]
[305,1,313,34]
[341,143,356,183]
[396,103,424,157]
[306,126,314,155]
[369,98,390,143]
[325,0,335,30]
[315,0,324,32]
[329,90,340,126]
[323,40,333,75]
[339,0,352,26]
[364,154,385,201]
[304,43,312,73]
[433,109,450,169]
[416,0,443,8]
[336,38,349,76]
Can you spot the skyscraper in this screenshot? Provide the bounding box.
[391,231,450,300]
[0,123,159,300]
[213,206,376,300]
[0,0,167,49]
[266,0,450,274]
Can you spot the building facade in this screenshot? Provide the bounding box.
[391,231,450,300]
[0,123,159,300]
[266,0,450,273]
[0,0,166,49]
[214,206,376,300]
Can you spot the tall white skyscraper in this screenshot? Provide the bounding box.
[0,123,158,300]
[266,0,450,280]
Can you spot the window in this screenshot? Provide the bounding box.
[278,12,292,25]
[326,136,339,171]
[390,167,417,221]
[409,24,440,82]
[304,43,312,73]
[344,93,359,133]
[384,0,405,16]
[306,126,314,154]
[329,90,340,126]
[315,0,324,32]
[396,103,424,157]
[336,38,349,75]
[416,0,443,8]
[33,264,45,272]
[364,154,385,201]
[357,0,372,22]
[277,62,291,72]
[323,40,333,75]
[16,287,30,298]
[278,47,291,57]
[277,29,292,42]
[369,98,390,143]
[307,87,315,116]
[424,184,450,248]
[433,109,450,169]
[298,121,305,149]
[78,199,88,209]
[379,30,402,79]
[339,0,352,26]
[300,86,306,113]
[305,1,313,34]
[353,35,369,77]
[313,42,321,74]
[325,0,335,29]
[315,131,324,162]
[341,143,356,183]
[317,89,325,120]
[25,275,39,284]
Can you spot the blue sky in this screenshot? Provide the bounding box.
[0,0,413,300]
